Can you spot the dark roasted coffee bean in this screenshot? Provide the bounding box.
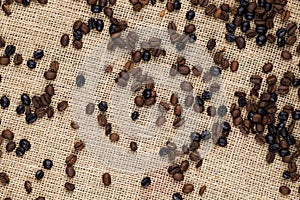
[76,74,85,87]
[24,181,32,194]
[245,12,255,20]
[142,50,151,61]
[278,111,288,121]
[218,105,227,117]
[91,4,101,13]
[95,19,104,32]
[73,30,83,41]
[16,105,25,114]
[88,18,96,30]
[282,170,290,179]
[19,139,30,151]
[292,79,300,87]
[65,182,75,191]
[172,193,183,200]
[262,63,273,73]
[33,50,44,59]
[256,34,267,46]
[277,37,285,47]
[240,21,250,32]
[195,96,204,106]
[5,45,16,57]
[265,134,275,144]
[131,111,139,121]
[21,94,31,106]
[97,101,107,112]
[201,130,211,140]
[190,132,201,142]
[173,0,181,10]
[176,42,185,51]
[141,177,151,187]
[217,137,227,147]
[188,34,197,43]
[238,96,246,107]
[210,66,221,76]
[286,135,295,145]
[0,95,10,109]
[43,159,53,169]
[35,170,44,180]
[186,10,195,20]
[276,28,286,38]
[237,6,246,16]
[207,39,216,50]
[235,36,246,49]
[225,33,236,42]
[233,15,242,26]
[292,110,300,120]
[182,184,194,194]
[22,0,30,6]
[278,148,290,157]
[15,147,25,157]
[269,143,280,153]
[255,26,267,35]
[61,34,70,46]
[266,152,275,163]
[27,60,36,69]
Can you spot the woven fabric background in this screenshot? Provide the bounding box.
[0,0,300,199]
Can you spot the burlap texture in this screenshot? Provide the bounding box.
[0,0,300,199]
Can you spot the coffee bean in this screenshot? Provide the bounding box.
[15,147,25,157]
[42,159,53,170]
[64,155,76,167]
[182,184,194,194]
[75,74,85,87]
[109,133,119,142]
[205,4,217,16]
[279,186,291,195]
[178,65,190,75]
[245,29,257,38]
[156,116,167,127]
[43,71,56,80]
[281,10,290,22]
[184,95,194,107]
[199,185,207,196]
[57,101,68,111]
[0,36,5,48]
[0,56,10,66]
[5,45,16,57]
[35,170,44,180]
[33,49,44,59]
[73,20,82,30]
[207,39,216,50]
[266,152,275,163]
[207,106,216,117]
[172,193,183,200]
[132,51,142,63]
[281,51,292,60]
[184,24,196,34]
[74,140,85,151]
[141,177,151,187]
[66,166,75,178]
[180,81,193,92]
[73,40,83,49]
[85,103,95,115]
[180,160,189,172]
[189,151,201,161]
[6,141,16,152]
[101,173,112,186]
[235,36,246,49]
[13,54,23,65]
[35,197,45,200]
[158,102,170,112]
[286,35,297,46]
[262,63,273,73]
[65,182,75,191]
[19,139,30,151]
[0,172,9,185]
[173,173,184,181]
[2,129,14,140]
[129,141,137,151]
[288,162,297,173]
[2,3,12,15]
[27,60,36,69]
[229,60,239,72]
[24,181,32,194]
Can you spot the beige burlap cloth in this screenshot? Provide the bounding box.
[0,0,300,199]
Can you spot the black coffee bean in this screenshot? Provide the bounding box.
[202,91,211,100]
[292,110,300,120]
[240,0,249,6]
[265,3,272,11]
[218,105,227,117]
[5,45,16,57]
[201,130,211,140]
[292,79,300,87]
[33,50,44,59]
[195,96,204,106]
[142,50,151,61]
[217,137,227,147]
[255,26,267,35]
[256,34,267,46]
[176,42,185,51]
[91,5,101,13]
[159,147,169,157]
[35,170,44,180]
[25,113,37,124]
[278,148,290,157]
[0,96,10,109]
[277,37,286,47]
[98,101,108,112]
[270,93,277,102]
[19,139,31,151]
[226,23,236,33]
[95,19,104,32]
[22,0,30,6]
[245,12,255,20]
[238,96,246,107]
[76,74,85,87]
[247,111,254,121]
[269,143,280,153]
[21,94,31,106]
[225,33,236,42]
[150,0,156,6]
[258,0,265,7]
[16,105,25,114]
[173,0,181,10]
[278,111,288,121]
[190,132,201,142]
[210,66,221,76]
[186,10,195,20]
[221,121,231,133]
[276,28,286,38]
[27,60,36,69]
[131,111,139,121]
[109,24,118,35]
[43,159,53,169]
[141,177,151,188]
[241,21,250,32]
[237,6,246,16]
[257,107,266,115]
[265,134,275,144]
[73,30,83,41]
[88,18,96,29]
[283,171,290,179]
[15,147,25,157]
[268,124,276,135]
[172,192,183,200]
[188,34,197,43]
[142,89,152,99]
[286,135,295,145]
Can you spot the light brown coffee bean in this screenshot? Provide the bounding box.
[174,104,182,116]
[13,54,23,65]
[156,116,167,127]
[66,154,77,166]
[24,181,32,194]
[189,151,201,161]
[281,10,290,22]
[6,142,16,152]
[135,96,144,107]
[207,39,216,50]
[279,186,291,195]
[97,114,107,127]
[158,102,170,112]
[35,197,45,200]
[266,152,275,164]
[2,3,12,15]
[74,140,85,151]
[0,172,9,185]
[288,162,297,173]
[192,66,202,76]
[182,184,194,194]
[2,129,14,140]
[70,121,79,130]
[230,61,239,72]
[170,93,178,105]
[199,185,207,196]
[65,182,75,191]
[44,71,57,80]
[73,40,83,49]
[0,56,10,66]
[167,164,181,175]
[57,101,68,111]
[180,160,189,172]
[281,51,292,60]
[205,4,217,16]
[235,36,246,49]
[262,63,273,73]
[173,173,184,181]
[109,133,119,142]
[178,65,190,75]
[73,20,82,30]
